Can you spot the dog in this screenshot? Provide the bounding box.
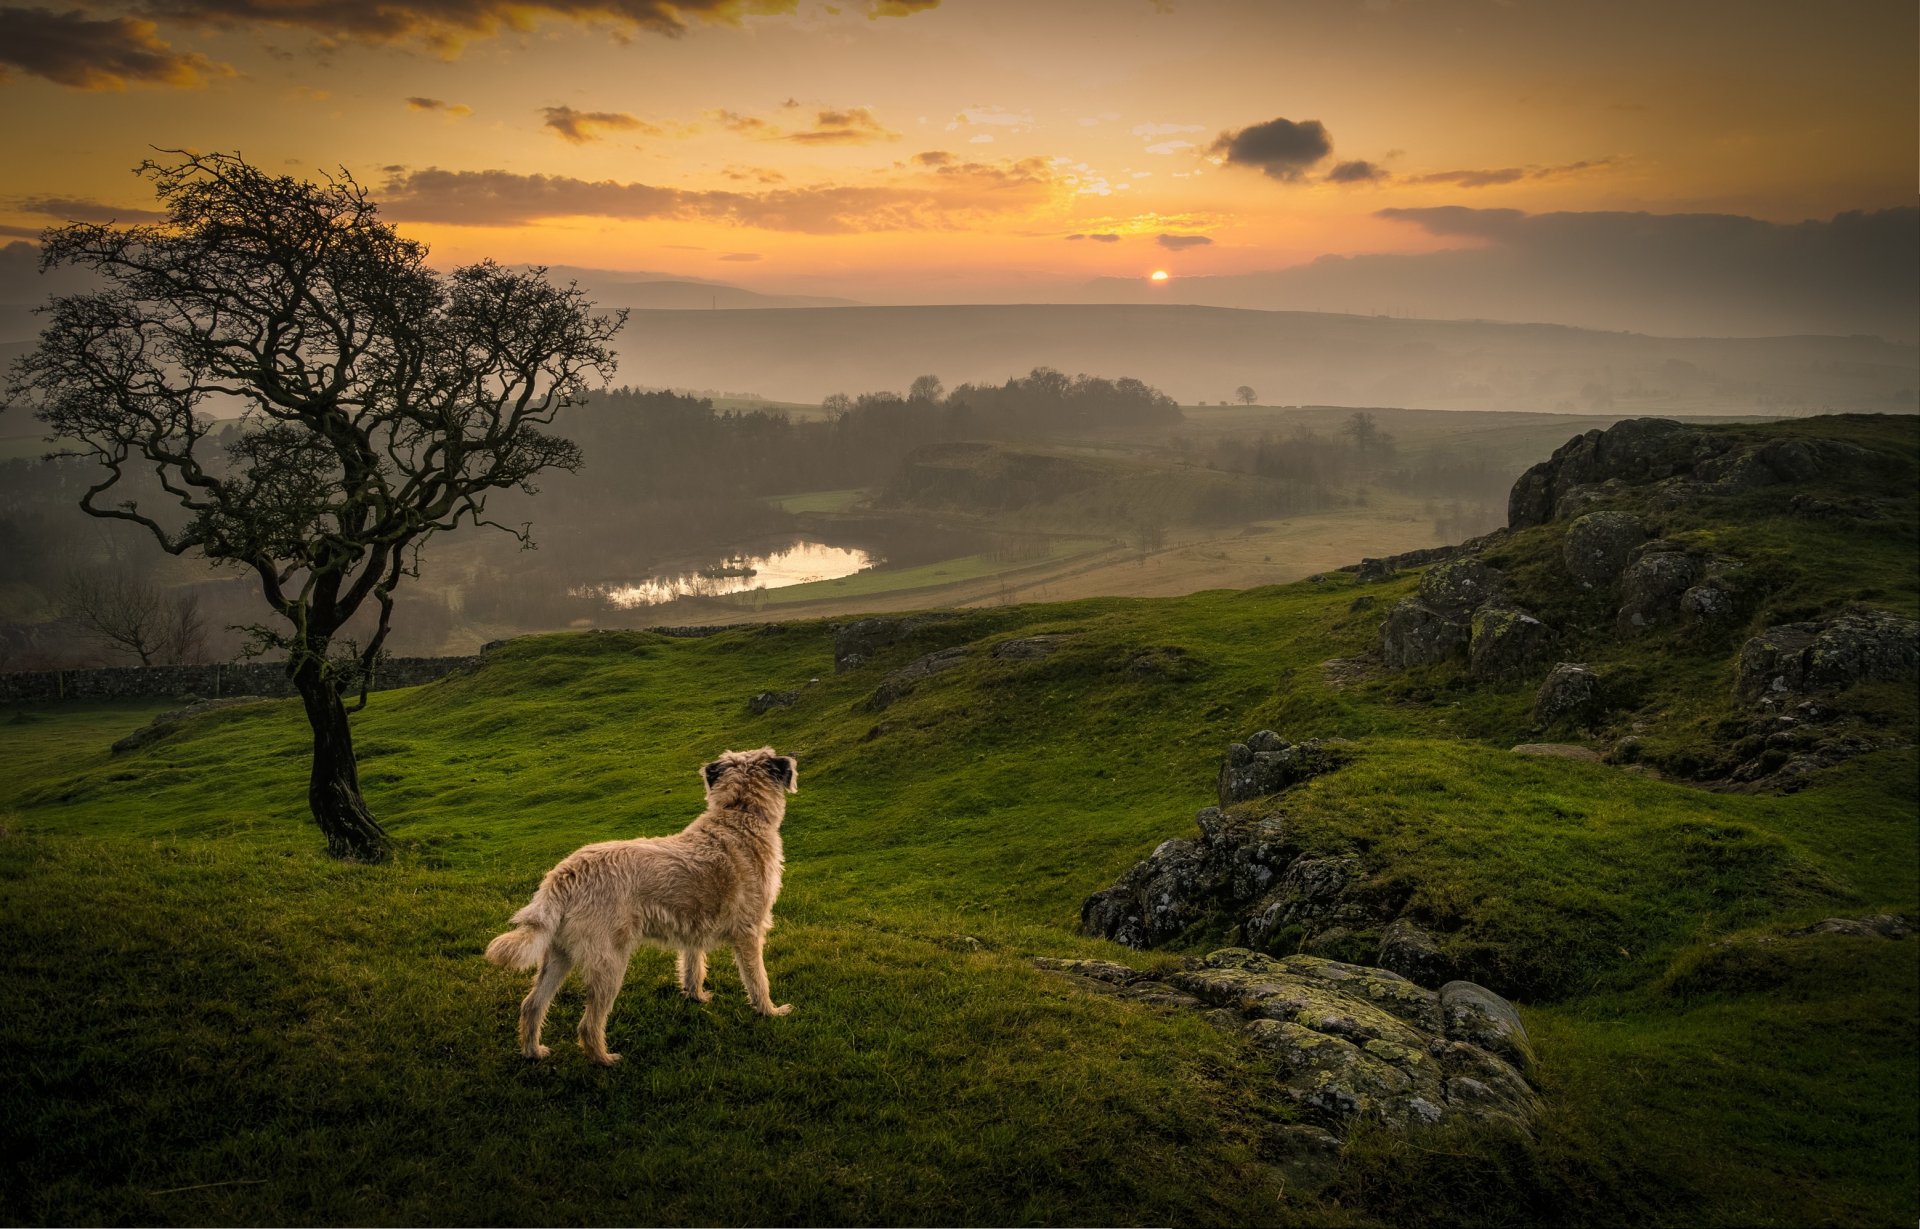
[485,746,798,1065]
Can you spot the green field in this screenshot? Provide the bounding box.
[717,535,1115,609]
[2,416,1915,1226]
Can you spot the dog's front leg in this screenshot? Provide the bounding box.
[677,949,711,1003]
[731,929,792,1017]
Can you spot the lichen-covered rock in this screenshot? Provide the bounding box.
[1244,856,1369,950]
[1036,947,1539,1137]
[1786,914,1916,940]
[1217,733,1350,805]
[1440,980,1536,1071]
[1353,557,1396,582]
[1509,418,1717,528]
[1418,557,1504,618]
[1617,543,1699,634]
[1380,599,1470,669]
[1735,611,1920,702]
[831,614,955,672]
[1562,511,1648,589]
[748,689,799,714]
[1532,662,1602,728]
[1469,604,1553,681]
[1079,832,1218,948]
[863,645,972,710]
[1376,919,1454,986]
[991,634,1070,660]
[1679,584,1734,624]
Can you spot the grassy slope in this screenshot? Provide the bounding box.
[2,417,1916,1227]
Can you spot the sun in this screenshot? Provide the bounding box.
[1149,270,1170,281]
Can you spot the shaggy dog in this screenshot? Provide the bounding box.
[485,747,798,1064]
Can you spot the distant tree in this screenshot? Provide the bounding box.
[908,374,945,403]
[821,392,853,417]
[1342,410,1394,457]
[7,151,624,861]
[60,571,205,666]
[1235,385,1257,405]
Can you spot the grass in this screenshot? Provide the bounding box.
[1,416,1915,1226]
[769,487,869,514]
[718,536,1114,609]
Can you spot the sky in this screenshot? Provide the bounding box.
[0,0,1914,315]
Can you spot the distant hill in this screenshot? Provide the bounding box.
[609,303,1920,412]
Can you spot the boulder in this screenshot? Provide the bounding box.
[863,645,972,710]
[1468,604,1553,681]
[1353,557,1395,582]
[1616,543,1699,634]
[1509,418,1718,528]
[1785,914,1915,941]
[1532,662,1602,728]
[1243,856,1367,950]
[1217,733,1350,805]
[748,689,799,714]
[1037,948,1539,1137]
[1079,833,1220,949]
[1679,584,1734,624]
[1561,511,1648,588]
[1735,611,1920,702]
[1376,919,1454,986]
[831,614,954,672]
[1417,557,1504,618]
[1380,599,1470,669]
[991,634,1070,661]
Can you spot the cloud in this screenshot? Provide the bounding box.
[1156,233,1212,250]
[1409,158,1617,188]
[10,195,167,223]
[968,133,993,144]
[406,95,471,116]
[0,6,230,89]
[911,150,953,167]
[376,156,1059,234]
[868,0,937,14]
[542,105,653,144]
[785,107,897,145]
[1144,139,1196,156]
[1131,121,1203,138]
[1208,117,1332,182]
[949,106,1031,130]
[1327,159,1385,184]
[1066,233,1121,242]
[719,251,761,261]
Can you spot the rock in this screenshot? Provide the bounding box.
[1217,734,1350,805]
[1244,857,1368,950]
[747,689,799,714]
[1532,662,1602,728]
[1617,543,1699,634]
[1439,980,1536,1072]
[1735,611,1920,702]
[1609,735,1645,764]
[1267,1124,1344,1192]
[831,615,954,673]
[992,634,1070,661]
[1079,833,1219,949]
[1786,914,1915,940]
[1125,646,1195,680]
[1679,585,1734,624]
[1511,743,1604,762]
[111,697,266,755]
[1036,948,1539,1137]
[1379,599,1470,669]
[1468,604,1553,682]
[1562,511,1648,588]
[1353,557,1396,582]
[863,645,972,710]
[1509,418,1717,528]
[1376,919,1453,986]
[1418,557,1504,618]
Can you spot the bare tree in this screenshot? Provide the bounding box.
[1235,385,1257,405]
[8,152,625,861]
[1342,410,1394,457]
[60,571,206,666]
[908,374,944,403]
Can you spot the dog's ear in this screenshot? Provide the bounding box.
[769,755,798,794]
[702,760,726,790]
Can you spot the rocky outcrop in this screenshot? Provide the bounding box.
[1562,511,1647,589]
[864,646,972,710]
[1376,919,1454,986]
[1532,662,1601,729]
[1679,584,1734,625]
[748,690,799,714]
[1617,541,1700,635]
[991,634,1070,660]
[1036,949,1539,1137]
[1380,600,1470,669]
[1735,611,1920,703]
[1787,914,1915,941]
[1468,604,1553,681]
[1420,558,1504,617]
[1217,732,1351,805]
[831,615,956,673]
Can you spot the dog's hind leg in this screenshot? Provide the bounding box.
[576,954,628,1066]
[731,929,793,1017]
[518,949,573,1060]
[676,949,711,1003]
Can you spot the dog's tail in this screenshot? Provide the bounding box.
[485,890,559,970]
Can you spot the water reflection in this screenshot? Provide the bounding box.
[597,540,876,608]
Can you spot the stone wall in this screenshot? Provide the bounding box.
[0,655,481,705]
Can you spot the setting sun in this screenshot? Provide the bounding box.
[1150,270,1170,281]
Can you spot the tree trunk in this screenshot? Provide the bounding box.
[291,655,391,862]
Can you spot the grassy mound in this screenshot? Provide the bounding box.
[2,417,1915,1226]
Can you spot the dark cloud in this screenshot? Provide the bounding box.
[1410,158,1617,188]
[0,6,229,89]
[1066,233,1121,242]
[406,95,470,115]
[1156,233,1212,250]
[376,158,1056,234]
[785,107,896,145]
[11,195,167,223]
[1208,117,1332,182]
[1326,159,1386,184]
[542,105,652,144]
[912,150,954,167]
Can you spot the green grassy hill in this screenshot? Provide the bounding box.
[1,416,1915,1226]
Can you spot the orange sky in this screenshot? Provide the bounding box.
[1,0,1913,301]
